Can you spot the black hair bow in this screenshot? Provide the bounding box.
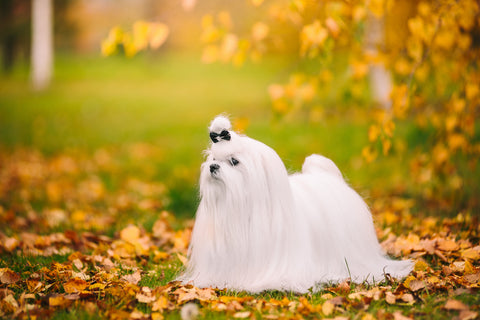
[210,130,231,143]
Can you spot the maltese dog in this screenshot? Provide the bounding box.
[178,115,412,293]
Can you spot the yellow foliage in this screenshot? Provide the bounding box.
[300,20,328,57]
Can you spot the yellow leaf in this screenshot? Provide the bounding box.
[464,260,475,274]
[233,117,250,133]
[403,275,416,289]
[120,225,141,244]
[49,295,70,307]
[406,37,423,62]
[88,283,106,291]
[300,20,328,56]
[322,301,334,316]
[149,23,169,49]
[383,119,396,137]
[351,61,369,79]
[434,31,456,50]
[63,278,88,293]
[414,260,429,272]
[382,138,392,156]
[252,22,269,41]
[362,146,377,163]
[433,144,449,165]
[152,296,169,312]
[133,21,150,51]
[368,0,392,18]
[151,312,164,320]
[325,17,340,37]
[427,276,440,284]
[448,133,467,150]
[251,0,264,6]
[466,83,479,100]
[462,248,480,261]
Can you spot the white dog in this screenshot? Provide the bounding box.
[178,115,412,293]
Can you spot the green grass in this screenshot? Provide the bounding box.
[0,52,387,218]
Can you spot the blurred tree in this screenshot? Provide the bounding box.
[31,0,53,91]
[0,0,30,72]
[104,0,480,213]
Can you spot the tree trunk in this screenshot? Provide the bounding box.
[31,0,53,91]
[365,12,392,109]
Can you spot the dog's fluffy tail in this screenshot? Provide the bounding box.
[302,154,343,178]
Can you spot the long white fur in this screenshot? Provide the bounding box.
[177,115,413,293]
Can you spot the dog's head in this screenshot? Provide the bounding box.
[199,116,293,211]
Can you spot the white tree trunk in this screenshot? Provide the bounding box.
[31,0,53,91]
[365,12,392,109]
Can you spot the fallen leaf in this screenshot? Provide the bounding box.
[120,225,141,244]
[63,278,88,293]
[408,280,426,292]
[458,310,478,320]
[437,239,459,252]
[233,311,251,318]
[322,301,334,316]
[49,294,71,307]
[0,268,20,284]
[444,299,469,311]
[121,270,142,285]
[136,293,156,304]
[152,296,169,312]
[385,291,396,304]
[393,311,412,320]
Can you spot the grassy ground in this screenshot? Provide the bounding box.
[0,53,478,319]
[0,52,389,217]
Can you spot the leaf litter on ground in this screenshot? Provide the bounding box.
[0,147,478,319]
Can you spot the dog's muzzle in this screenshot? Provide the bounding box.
[210,163,220,174]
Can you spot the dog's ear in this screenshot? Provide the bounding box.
[209,115,232,143]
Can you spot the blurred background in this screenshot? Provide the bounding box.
[0,0,478,234]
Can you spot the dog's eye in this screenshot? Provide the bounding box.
[229,158,239,166]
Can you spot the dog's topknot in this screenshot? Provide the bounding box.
[209,115,232,134]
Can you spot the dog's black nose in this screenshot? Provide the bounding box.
[210,163,220,173]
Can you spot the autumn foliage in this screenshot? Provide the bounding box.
[1,0,479,319]
[0,147,479,319]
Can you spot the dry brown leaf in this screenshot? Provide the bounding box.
[0,268,20,284]
[437,239,460,252]
[400,293,415,304]
[233,311,251,318]
[393,311,412,320]
[120,225,141,244]
[136,293,156,304]
[462,248,480,261]
[444,299,469,311]
[458,310,478,320]
[63,278,88,293]
[121,270,142,285]
[408,280,426,292]
[385,291,396,304]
